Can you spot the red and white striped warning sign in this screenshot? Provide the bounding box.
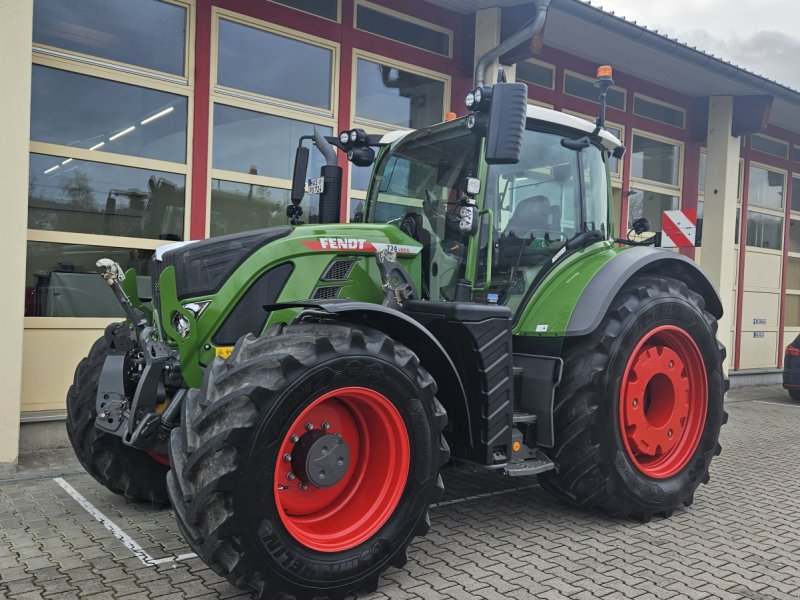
[661,209,697,248]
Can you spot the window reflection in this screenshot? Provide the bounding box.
[630,135,680,187]
[28,153,184,240]
[627,189,679,232]
[210,180,319,237]
[31,66,187,163]
[217,18,332,109]
[748,166,785,210]
[25,242,153,317]
[745,211,783,250]
[355,58,445,128]
[212,105,331,179]
[33,0,186,75]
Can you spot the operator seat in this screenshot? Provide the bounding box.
[504,195,551,239]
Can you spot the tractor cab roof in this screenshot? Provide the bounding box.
[380,105,623,152]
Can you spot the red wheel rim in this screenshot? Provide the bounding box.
[147,451,170,467]
[619,325,707,479]
[274,386,410,552]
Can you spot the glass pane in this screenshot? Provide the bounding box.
[271,0,338,20]
[210,180,320,237]
[217,18,332,110]
[787,258,800,290]
[746,211,783,250]
[627,189,679,232]
[212,105,331,180]
[517,61,553,89]
[351,164,372,191]
[698,199,704,220]
[785,295,800,327]
[792,177,800,212]
[736,208,740,244]
[633,96,684,128]
[606,125,622,176]
[564,74,624,110]
[355,58,445,128]
[33,0,186,75]
[751,134,788,159]
[29,153,184,240]
[350,198,366,222]
[794,145,800,163]
[748,165,784,209]
[631,135,680,187]
[356,5,449,56]
[789,219,800,253]
[31,66,187,163]
[26,242,153,317]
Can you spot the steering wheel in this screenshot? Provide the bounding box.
[398,212,422,240]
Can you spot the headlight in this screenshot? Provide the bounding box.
[170,301,210,338]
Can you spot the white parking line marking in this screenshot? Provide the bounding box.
[53,477,196,566]
[432,484,538,508]
[753,400,800,408]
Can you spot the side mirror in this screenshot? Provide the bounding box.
[290,145,309,203]
[484,82,527,165]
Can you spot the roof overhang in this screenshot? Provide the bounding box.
[425,0,800,134]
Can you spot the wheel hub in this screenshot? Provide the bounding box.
[292,431,350,488]
[622,344,688,457]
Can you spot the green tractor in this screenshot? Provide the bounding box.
[66,69,726,599]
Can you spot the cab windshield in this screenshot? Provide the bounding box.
[367,124,479,300]
[484,128,609,311]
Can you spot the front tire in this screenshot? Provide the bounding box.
[167,323,449,600]
[66,323,170,505]
[540,276,727,521]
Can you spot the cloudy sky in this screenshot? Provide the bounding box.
[590,0,800,91]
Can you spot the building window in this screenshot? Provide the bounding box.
[628,133,682,232]
[633,94,685,128]
[270,0,340,21]
[354,55,448,129]
[210,11,339,237]
[28,0,192,318]
[517,60,554,89]
[33,0,187,76]
[564,71,625,111]
[630,134,681,187]
[216,17,334,111]
[793,145,800,163]
[792,176,800,212]
[31,66,187,164]
[746,164,785,251]
[355,1,451,57]
[750,134,789,159]
[748,164,785,210]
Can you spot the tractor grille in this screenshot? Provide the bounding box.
[322,259,356,281]
[312,286,342,300]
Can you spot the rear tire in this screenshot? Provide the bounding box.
[66,323,170,505]
[167,323,449,600]
[540,276,726,521]
[788,389,800,402]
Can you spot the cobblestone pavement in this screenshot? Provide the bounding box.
[2,385,800,599]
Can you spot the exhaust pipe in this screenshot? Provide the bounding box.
[474,0,551,87]
[313,127,342,224]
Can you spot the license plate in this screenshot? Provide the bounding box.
[306,177,324,194]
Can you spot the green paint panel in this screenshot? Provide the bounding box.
[514,242,623,336]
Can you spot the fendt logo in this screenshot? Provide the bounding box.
[302,238,422,255]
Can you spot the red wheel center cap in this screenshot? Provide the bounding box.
[622,344,690,457]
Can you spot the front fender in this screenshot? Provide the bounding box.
[565,247,723,337]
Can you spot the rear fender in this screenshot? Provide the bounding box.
[566,247,723,337]
[292,301,473,452]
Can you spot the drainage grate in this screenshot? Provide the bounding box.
[322,259,356,281]
[312,286,342,300]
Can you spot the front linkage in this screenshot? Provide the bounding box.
[94,260,185,456]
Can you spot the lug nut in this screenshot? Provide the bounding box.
[287,472,296,481]
[299,483,308,491]
[305,423,314,431]
[98,411,109,420]
[283,453,292,462]
[668,360,674,368]
[291,434,300,443]
[632,399,638,408]
[667,429,673,438]
[322,422,330,431]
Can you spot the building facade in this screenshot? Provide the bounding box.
[2,0,800,464]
